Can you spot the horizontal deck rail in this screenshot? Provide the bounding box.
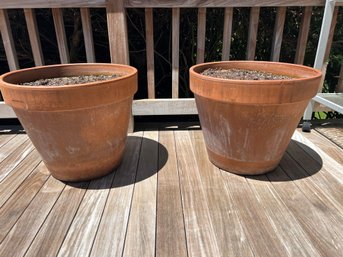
[0,0,342,127]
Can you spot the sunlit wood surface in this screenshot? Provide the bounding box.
[0,123,342,257]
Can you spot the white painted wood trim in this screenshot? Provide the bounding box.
[0,102,16,118]
[132,99,197,115]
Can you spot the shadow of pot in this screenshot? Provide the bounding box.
[0,63,137,181]
[190,61,322,175]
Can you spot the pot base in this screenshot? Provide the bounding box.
[207,148,279,175]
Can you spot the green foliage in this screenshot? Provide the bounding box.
[0,7,342,119]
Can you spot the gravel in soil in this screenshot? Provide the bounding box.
[20,74,121,86]
[201,68,294,80]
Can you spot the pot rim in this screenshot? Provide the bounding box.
[190,60,322,84]
[0,63,137,91]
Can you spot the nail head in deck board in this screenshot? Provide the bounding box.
[0,9,19,71]
[0,162,49,242]
[156,130,187,257]
[267,167,343,256]
[246,174,323,257]
[222,7,233,61]
[0,139,34,183]
[0,177,65,257]
[295,6,312,64]
[196,8,206,64]
[80,8,96,63]
[56,172,115,257]
[189,130,254,257]
[52,8,70,64]
[0,150,41,208]
[271,7,286,62]
[247,7,260,60]
[145,8,155,99]
[25,181,89,257]
[24,8,44,66]
[90,132,143,257]
[174,130,221,257]
[220,170,289,257]
[107,0,130,65]
[172,8,180,98]
[122,131,158,257]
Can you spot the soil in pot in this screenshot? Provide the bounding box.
[201,68,293,80]
[20,74,121,86]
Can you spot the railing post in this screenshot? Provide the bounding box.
[106,0,129,65]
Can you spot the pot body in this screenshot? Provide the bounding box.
[190,61,322,175]
[0,63,137,181]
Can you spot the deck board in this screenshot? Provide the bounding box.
[0,123,343,257]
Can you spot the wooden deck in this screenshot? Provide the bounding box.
[0,123,343,257]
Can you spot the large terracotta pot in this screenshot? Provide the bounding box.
[0,63,137,181]
[190,61,322,175]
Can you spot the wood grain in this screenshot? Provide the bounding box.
[0,134,29,163]
[174,130,221,257]
[80,8,96,63]
[90,132,143,257]
[107,0,129,64]
[222,7,233,61]
[124,1,328,8]
[1,1,106,9]
[122,131,159,257]
[56,172,115,257]
[0,134,16,149]
[0,150,41,208]
[0,176,65,257]
[24,9,44,66]
[246,174,322,257]
[247,7,260,60]
[294,6,312,64]
[145,8,155,99]
[52,8,70,64]
[0,162,49,242]
[220,171,289,257]
[25,181,88,257]
[190,130,254,257]
[271,7,286,62]
[172,8,180,98]
[267,167,343,256]
[156,130,187,257]
[0,138,34,183]
[196,8,206,64]
[0,9,19,70]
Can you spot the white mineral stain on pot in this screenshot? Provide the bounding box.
[66,146,80,154]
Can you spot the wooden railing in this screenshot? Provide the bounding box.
[0,0,342,124]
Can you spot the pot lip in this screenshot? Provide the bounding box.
[0,63,137,91]
[190,60,322,84]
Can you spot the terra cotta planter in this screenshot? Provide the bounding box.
[0,63,137,181]
[190,61,322,175]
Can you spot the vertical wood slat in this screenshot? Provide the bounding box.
[247,7,260,60]
[80,8,95,63]
[0,9,19,71]
[172,8,180,98]
[24,9,44,66]
[271,7,286,62]
[295,6,312,64]
[222,7,233,61]
[145,8,155,98]
[52,8,70,64]
[106,0,129,64]
[196,8,206,64]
